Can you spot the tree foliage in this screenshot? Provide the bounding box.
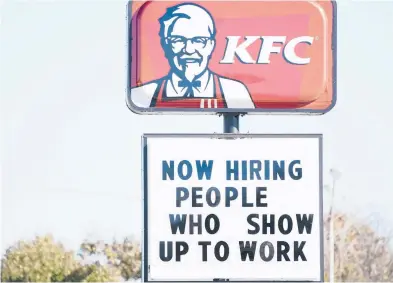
[78,237,141,281]
[1,235,139,282]
[1,235,78,282]
[2,215,392,282]
[1,216,392,282]
[324,212,393,282]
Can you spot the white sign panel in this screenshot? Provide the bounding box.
[142,134,323,282]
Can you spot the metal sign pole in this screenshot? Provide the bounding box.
[223,113,240,133]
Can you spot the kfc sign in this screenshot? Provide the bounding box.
[127,0,337,114]
[221,36,315,65]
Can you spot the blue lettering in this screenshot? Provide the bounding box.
[196,160,214,180]
[249,160,262,180]
[178,160,192,180]
[226,160,239,180]
[264,160,270,180]
[273,160,285,180]
[289,160,302,180]
[224,160,302,181]
[162,160,174,180]
[241,160,248,180]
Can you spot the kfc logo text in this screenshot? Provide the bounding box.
[220,36,314,65]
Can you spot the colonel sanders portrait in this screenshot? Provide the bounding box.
[131,3,255,109]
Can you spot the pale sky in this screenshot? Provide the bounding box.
[1,0,393,253]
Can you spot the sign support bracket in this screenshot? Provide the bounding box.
[223,113,243,133]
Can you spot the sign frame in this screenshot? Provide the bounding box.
[126,0,337,115]
[141,133,324,282]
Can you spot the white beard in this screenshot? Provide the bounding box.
[183,62,202,82]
